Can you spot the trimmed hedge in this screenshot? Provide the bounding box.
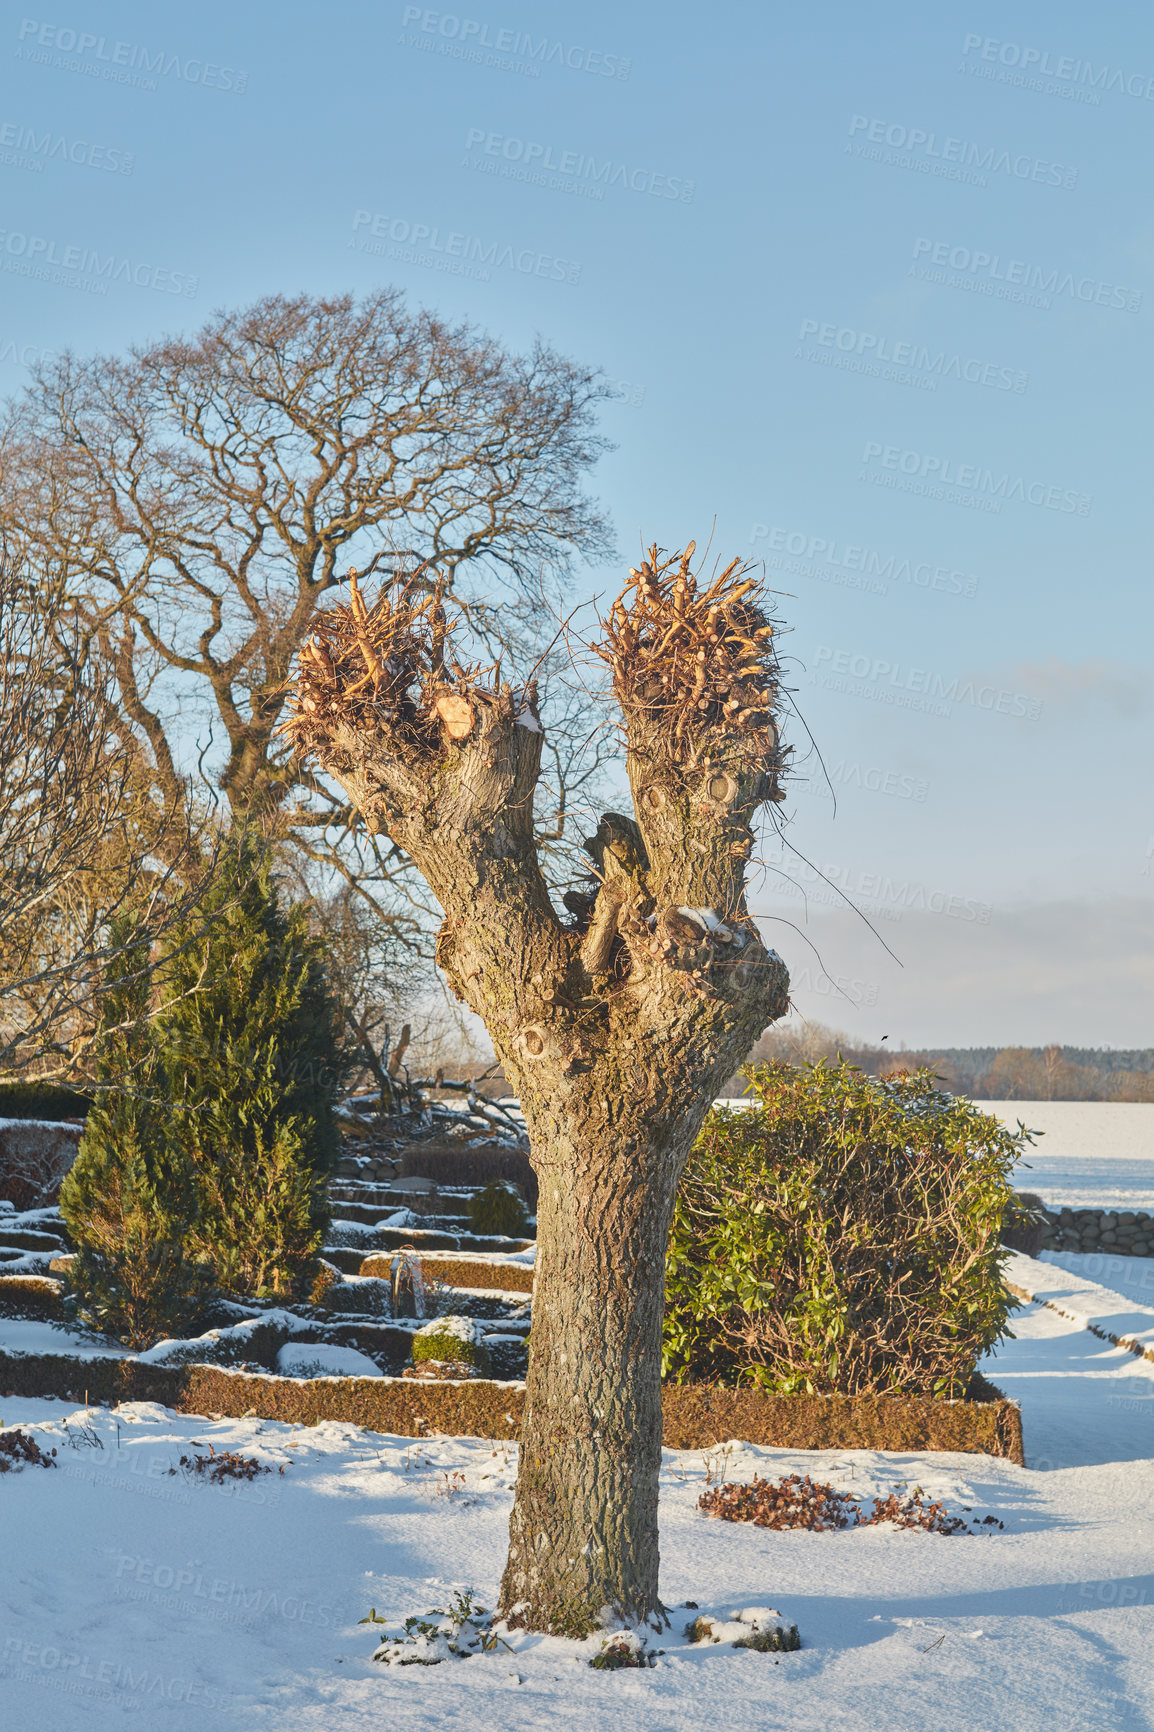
[0,1276,64,1319]
[411,1316,491,1374]
[360,1252,534,1293]
[0,1083,91,1121]
[655,1375,1023,1461]
[400,1143,536,1209]
[0,1350,1023,1462]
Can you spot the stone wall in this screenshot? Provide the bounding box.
[1007,1192,1154,1258]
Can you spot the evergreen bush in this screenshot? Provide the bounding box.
[59,920,210,1348]
[663,1062,1023,1399]
[466,1181,529,1238]
[161,836,347,1300]
[411,1315,491,1374]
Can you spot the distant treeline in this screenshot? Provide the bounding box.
[725,1024,1154,1102]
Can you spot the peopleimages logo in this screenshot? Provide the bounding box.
[910,237,1141,313]
[0,228,197,295]
[812,759,930,804]
[797,319,1027,393]
[848,114,1077,187]
[14,20,247,91]
[812,644,1043,721]
[0,118,132,172]
[114,1554,339,1627]
[787,965,879,1010]
[961,34,1154,102]
[400,9,630,77]
[464,130,693,200]
[861,441,1091,516]
[0,337,58,366]
[779,861,992,926]
[750,523,979,599]
[350,209,582,284]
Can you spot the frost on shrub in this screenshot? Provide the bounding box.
[685,1607,800,1650]
[363,1589,507,1665]
[589,1630,658,1669]
[664,1062,1024,1398]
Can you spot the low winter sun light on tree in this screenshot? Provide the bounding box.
[281,543,791,1635]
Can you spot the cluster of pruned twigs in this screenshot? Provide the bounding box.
[594,544,783,772]
[281,568,503,759]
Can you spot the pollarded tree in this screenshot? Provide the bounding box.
[282,545,791,1635]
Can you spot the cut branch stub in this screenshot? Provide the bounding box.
[578,812,653,981]
[704,771,738,806]
[432,690,476,739]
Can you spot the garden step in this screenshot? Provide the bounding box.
[370,1227,462,1252]
[360,1251,535,1293]
[319,1248,368,1276]
[0,1230,67,1253]
[336,1227,535,1255]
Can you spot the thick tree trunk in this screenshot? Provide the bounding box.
[499,1101,704,1632]
[285,545,792,1638]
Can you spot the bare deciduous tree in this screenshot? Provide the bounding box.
[283,545,791,1634]
[2,292,612,911]
[0,564,216,1085]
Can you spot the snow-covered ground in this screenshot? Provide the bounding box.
[1,1283,1153,1729]
[1003,1250,1154,1360]
[1041,1251,1154,1309]
[979,1101,1154,1211]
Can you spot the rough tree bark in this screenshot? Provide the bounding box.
[283,546,790,1635]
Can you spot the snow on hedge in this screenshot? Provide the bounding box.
[275,1343,383,1379]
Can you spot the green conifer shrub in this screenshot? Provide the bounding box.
[59,920,210,1348]
[664,1062,1024,1399]
[466,1180,529,1238]
[410,1315,491,1374]
[160,837,346,1300]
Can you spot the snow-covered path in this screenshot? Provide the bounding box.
[988,1296,1154,1470]
[1,1293,1153,1730]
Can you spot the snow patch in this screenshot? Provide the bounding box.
[275,1343,383,1379]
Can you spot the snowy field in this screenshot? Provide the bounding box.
[980,1101,1154,1211]
[2,1285,1154,1730]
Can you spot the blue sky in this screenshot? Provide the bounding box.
[1,0,1150,1044]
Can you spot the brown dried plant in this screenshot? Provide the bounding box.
[698,1473,991,1537]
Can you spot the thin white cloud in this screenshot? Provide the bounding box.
[1002,657,1151,721]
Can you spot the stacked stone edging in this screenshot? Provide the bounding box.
[1027,1199,1154,1257]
